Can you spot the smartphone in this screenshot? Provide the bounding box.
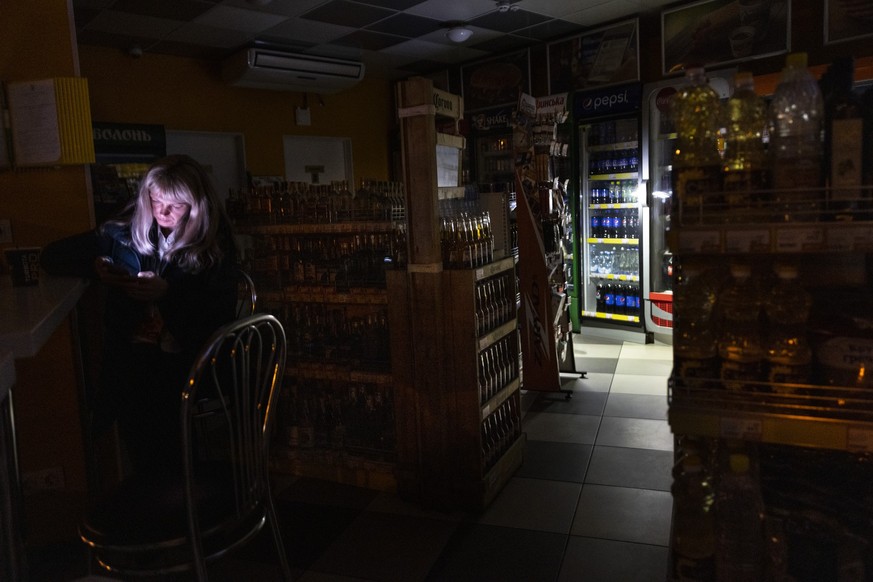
[99,257,133,278]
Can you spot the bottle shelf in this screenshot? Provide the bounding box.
[588,140,639,152]
[589,172,639,181]
[582,310,640,322]
[674,220,873,255]
[588,272,640,282]
[587,237,640,245]
[261,287,388,305]
[589,202,638,210]
[236,221,394,235]
[669,375,873,453]
[286,363,392,383]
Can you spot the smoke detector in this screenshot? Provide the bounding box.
[496,1,519,12]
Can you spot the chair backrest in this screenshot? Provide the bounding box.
[236,269,258,319]
[180,314,286,576]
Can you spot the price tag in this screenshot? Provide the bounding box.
[827,225,873,251]
[775,227,824,252]
[677,230,720,253]
[719,416,762,441]
[847,427,873,453]
[724,229,770,253]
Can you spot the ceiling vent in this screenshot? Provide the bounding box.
[221,48,365,94]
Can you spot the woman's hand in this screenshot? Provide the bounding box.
[120,271,169,302]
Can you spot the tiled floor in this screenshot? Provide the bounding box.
[30,334,675,582]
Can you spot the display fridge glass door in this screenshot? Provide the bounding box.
[578,117,644,328]
[474,132,514,190]
[644,85,676,337]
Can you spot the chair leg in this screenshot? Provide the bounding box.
[265,496,293,581]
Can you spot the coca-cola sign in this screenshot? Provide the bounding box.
[655,87,677,114]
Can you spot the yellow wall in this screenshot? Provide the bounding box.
[78,45,394,183]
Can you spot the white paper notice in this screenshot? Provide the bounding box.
[8,80,61,166]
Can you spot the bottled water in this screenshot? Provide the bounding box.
[722,71,769,222]
[769,52,824,221]
[671,453,716,581]
[671,66,724,224]
[714,452,764,582]
[764,264,812,390]
[717,263,764,390]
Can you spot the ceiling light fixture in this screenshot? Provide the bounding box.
[446,25,473,43]
[496,1,519,12]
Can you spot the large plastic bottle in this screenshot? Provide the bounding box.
[769,52,825,221]
[717,263,764,391]
[714,453,764,582]
[674,262,724,379]
[671,454,716,581]
[722,71,769,222]
[671,66,724,224]
[764,264,812,390]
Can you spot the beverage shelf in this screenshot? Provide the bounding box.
[482,377,520,420]
[236,221,394,235]
[261,287,388,305]
[589,172,638,181]
[668,375,873,453]
[582,310,640,322]
[589,202,638,210]
[286,362,392,384]
[674,221,873,255]
[588,273,640,282]
[588,140,639,152]
[587,237,640,245]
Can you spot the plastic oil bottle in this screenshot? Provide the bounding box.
[764,263,812,392]
[674,261,724,380]
[717,263,764,391]
[714,452,765,582]
[722,71,769,222]
[671,453,716,581]
[671,66,724,224]
[769,52,824,221]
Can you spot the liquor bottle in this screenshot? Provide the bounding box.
[722,72,769,222]
[671,454,716,581]
[714,453,764,582]
[769,52,824,221]
[824,57,864,220]
[671,66,724,224]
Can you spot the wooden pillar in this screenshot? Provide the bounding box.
[391,77,451,508]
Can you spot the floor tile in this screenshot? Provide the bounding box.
[619,342,673,361]
[366,492,466,523]
[566,371,614,393]
[516,440,593,483]
[604,393,668,420]
[558,537,670,582]
[574,356,619,374]
[574,341,623,359]
[571,484,673,546]
[475,477,582,534]
[298,572,375,582]
[528,389,607,416]
[276,476,379,510]
[615,357,673,377]
[309,512,456,582]
[427,523,566,582]
[609,373,670,396]
[595,417,673,451]
[585,445,673,491]
[522,411,601,444]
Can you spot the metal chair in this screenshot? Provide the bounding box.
[236,269,258,319]
[78,314,293,581]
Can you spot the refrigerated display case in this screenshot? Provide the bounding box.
[468,107,515,190]
[640,70,734,343]
[574,83,650,343]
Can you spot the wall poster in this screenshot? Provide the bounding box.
[547,19,639,94]
[662,0,790,75]
[461,50,529,113]
[825,0,873,44]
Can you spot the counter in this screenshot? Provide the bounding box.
[0,275,87,582]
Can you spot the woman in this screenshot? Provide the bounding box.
[42,154,239,475]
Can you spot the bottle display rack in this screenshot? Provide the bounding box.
[234,181,405,491]
[442,256,525,508]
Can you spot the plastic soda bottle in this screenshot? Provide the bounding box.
[717,263,764,390]
[671,66,724,224]
[764,264,812,390]
[722,72,769,222]
[769,52,824,221]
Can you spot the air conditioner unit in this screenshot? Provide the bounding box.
[222,48,365,94]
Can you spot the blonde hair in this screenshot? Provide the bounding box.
[127,155,228,272]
